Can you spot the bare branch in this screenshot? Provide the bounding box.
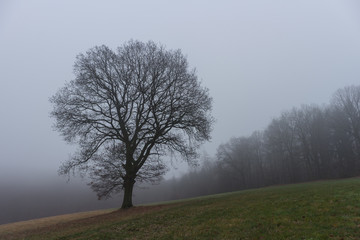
[50,40,213,207]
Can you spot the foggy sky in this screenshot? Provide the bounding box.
[1,0,360,184]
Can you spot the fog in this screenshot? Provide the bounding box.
[1,0,360,224]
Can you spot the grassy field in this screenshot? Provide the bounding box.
[1,178,360,239]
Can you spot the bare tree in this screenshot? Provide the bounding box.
[264,112,300,183]
[329,85,360,175]
[216,133,264,190]
[50,40,213,208]
[331,86,360,158]
[291,105,331,179]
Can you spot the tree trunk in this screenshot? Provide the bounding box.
[121,176,136,209]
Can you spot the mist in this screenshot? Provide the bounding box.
[0,175,172,224]
[1,84,360,224]
[1,0,360,225]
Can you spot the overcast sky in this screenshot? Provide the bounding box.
[1,0,360,182]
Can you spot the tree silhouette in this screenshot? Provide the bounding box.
[50,40,213,208]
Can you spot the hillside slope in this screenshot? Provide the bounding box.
[1,178,360,239]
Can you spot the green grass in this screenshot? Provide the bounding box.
[3,178,360,239]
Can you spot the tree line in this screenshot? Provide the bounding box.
[159,85,360,199]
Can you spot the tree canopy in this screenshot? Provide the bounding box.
[50,40,213,208]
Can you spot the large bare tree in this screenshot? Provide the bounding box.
[50,40,213,208]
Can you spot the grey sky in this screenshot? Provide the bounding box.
[1,0,360,181]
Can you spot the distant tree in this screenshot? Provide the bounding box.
[327,106,357,177]
[264,112,300,183]
[217,134,260,190]
[329,85,360,175]
[331,86,360,157]
[217,138,247,190]
[50,40,213,208]
[291,105,331,179]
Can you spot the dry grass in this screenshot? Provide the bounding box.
[0,205,173,240]
[0,209,113,237]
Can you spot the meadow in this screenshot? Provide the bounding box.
[1,178,360,239]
